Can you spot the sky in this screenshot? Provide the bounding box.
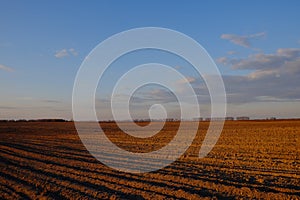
[1,0,300,120]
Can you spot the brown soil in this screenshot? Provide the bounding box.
[0,120,299,199]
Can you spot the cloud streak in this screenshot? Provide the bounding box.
[55,48,78,58]
[218,48,300,70]
[216,48,300,103]
[94,51,300,119]
[221,32,265,48]
[0,64,14,72]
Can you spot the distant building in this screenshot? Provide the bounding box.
[236,116,250,120]
[225,117,234,121]
[203,117,236,121]
[193,117,203,121]
[202,117,226,121]
[211,117,226,121]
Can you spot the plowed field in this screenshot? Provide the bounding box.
[0,120,299,199]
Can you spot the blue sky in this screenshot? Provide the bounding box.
[1,1,300,119]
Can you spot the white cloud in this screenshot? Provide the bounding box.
[0,64,14,72]
[178,76,196,84]
[69,48,78,56]
[55,49,68,58]
[217,57,229,64]
[218,48,300,70]
[55,48,78,58]
[221,32,266,48]
[227,51,237,55]
[215,48,300,103]
[94,47,300,119]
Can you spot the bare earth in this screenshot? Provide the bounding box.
[0,120,299,199]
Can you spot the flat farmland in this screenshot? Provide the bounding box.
[0,120,299,199]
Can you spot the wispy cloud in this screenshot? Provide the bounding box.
[227,51,237,55]
[41,99,62,103]
[69,48,78,56]
[0,64,14,72]
[55,49,68,58]
[0,106,17,110]
[177,76,196,84]
[216,48,300,103]
[55,48,78,58]
[221,32,266,48]
[218,48,300,70]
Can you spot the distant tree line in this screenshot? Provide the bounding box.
[0,119,69,122]
[98,118,181,123]
[194,116,280,121]
[2,117,298,123]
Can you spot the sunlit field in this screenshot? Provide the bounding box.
[0,120,299,199]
